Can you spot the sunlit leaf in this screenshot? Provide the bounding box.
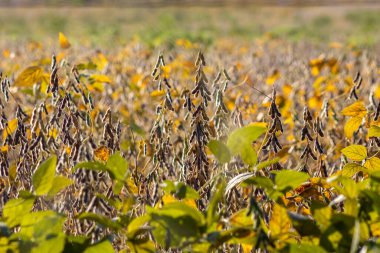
[369,125,380,138]
[14,66,42,87]
[32,156,57,196]
[344,116,362,138]
[341,101,367,118]
[273,170,309,192]
[3,197,35,227]
[364,157,380,171]
[47,176,73,196]
[341,145,367,161]
[341,163,368,177]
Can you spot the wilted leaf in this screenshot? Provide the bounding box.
[341,145,367,161]
[94,146,111,162]
[32,156,57,196]
[207,140,231,164]
[59,32,71,49]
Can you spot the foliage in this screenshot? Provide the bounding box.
[0,30,379,253]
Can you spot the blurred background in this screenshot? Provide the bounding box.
[0,0,379,48]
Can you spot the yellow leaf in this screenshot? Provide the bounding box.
[3,119,18,139]
[94,146,111,162]
[89,74,111,83]
[14,66,42,87]
[340,163,368,177]
[341,101,367,118]
[266,70,280,85]
[341,145,367,161]
[59,32,71,49]
[150,90,166,97]
[344,116,363,138]
[364,157,380,171]
[369,125,380,138]
[269,204,292,240]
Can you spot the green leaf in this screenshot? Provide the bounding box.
[73,161,108,174]
[207,140,231,164]
[162,181,200,200]
[31,234,65,253]
[48,176,73,196]
[227,125,266,165]
[83,240,114,253]
[256,157,280,170]
[3,197,35,227]
[149,202,205,248]
[106,152,128,181]
[206,180,226,229]
[273,170,309,192]
[32,156,57,195]
[19,211,65,240]
[341,145,367,161]
[341,163,367,177]
[285,243,327,253]
[78,212,122,231]
[369,125,380,138]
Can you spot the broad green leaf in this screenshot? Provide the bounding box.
[341,163,368,177]
[364,157,380,171]
[3,197,35,227]
[31,234,65,253]
[48,176,73,196]
[227,125,266,165]
[162,181,200,200]
[273,170,309,192]
[20,210,64,238]
[32,156,57,196]
[106,151,128,181]
[369,125,380,137]
[341,145,367,161]
[127,215,151,238]
[149,202,205,248]
[78,212,122,231]
[83,240,114,253]
[207,140,231,164]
